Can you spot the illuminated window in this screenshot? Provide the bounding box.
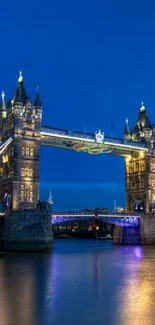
[29,169,33,177]
[152,194,155,201]
[130,163,133,173]
[21,147,25,155]
[20,190,24,201]
[140,181,144,188]
[26,148,29,156]
[30,148,34,156]
[24,186,29,201]
[135,180,139,188]
[21,168,24,176]
[24,168,29,177]
[30,191,33,201]
[135,162,139,171]
[22,185,34,202]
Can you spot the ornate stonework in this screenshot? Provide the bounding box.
[0,73,42,210]
[3,210,53,251]
[124,102,155,213]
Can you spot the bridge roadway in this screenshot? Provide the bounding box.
[40,126,148,156]
[51,211,140,227]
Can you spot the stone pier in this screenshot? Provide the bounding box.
[113,215,155,245]
[140,215,155,244]
[113,225,140,245]
[1,210,53,251]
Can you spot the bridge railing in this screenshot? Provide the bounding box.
[0,137,13,155]
[52,211,141,217]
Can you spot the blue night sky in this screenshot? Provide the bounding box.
[0,0,155,210]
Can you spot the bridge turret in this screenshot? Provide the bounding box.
[124,118,131,140]
[125,102,155,214]
[0,91,7,143]
[12,71,28,122]
[0,91,7,120]
[0,73,42,210]
[14,71,28,104]
[33,87,42,121]
[131,102,152,141]
[7,99,13,113]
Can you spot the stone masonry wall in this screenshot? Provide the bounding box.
[2,210,53,251]
[140,214,155,244]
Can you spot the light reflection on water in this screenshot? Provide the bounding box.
[0,240,155,325]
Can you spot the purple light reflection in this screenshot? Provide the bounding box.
[134,247,143,260]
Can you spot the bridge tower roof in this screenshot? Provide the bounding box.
[135,102,152,129]
[34,87,42,108]
[14,71,29,103]
[0,91,6,112]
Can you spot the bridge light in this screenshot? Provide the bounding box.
[140,151,144,158]
[126,155,131,162]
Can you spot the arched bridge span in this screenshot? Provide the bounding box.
[51,212,140,227]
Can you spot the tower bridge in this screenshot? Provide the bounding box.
[0,73,155,250]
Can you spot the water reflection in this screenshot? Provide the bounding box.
[133,246,143,260]
[0,255,36,325]
[117,247,155,325]
[0,241,155,325]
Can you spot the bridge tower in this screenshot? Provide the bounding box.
[0,72,42,210]
[124,102,155,214]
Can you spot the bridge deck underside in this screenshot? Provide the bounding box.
[41,138,130,156]
[52,216,140,227]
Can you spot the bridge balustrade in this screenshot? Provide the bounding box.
[52,211,140,217]
[51,214,139,227]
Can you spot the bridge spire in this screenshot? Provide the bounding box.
[140,101,145,112]
[48,190,53,205]
[14,71,28,103]
[0,91,7,119]
[124,118,130,139]
[34,86,42,108]
[18,71,23,84]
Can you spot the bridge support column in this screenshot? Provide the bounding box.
[113,225,140,245]
[2,210,53,251]
[140,215,155,244]
[113,215,155,245]
[113,225,123,244]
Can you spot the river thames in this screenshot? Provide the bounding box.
[0,239,155,325]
